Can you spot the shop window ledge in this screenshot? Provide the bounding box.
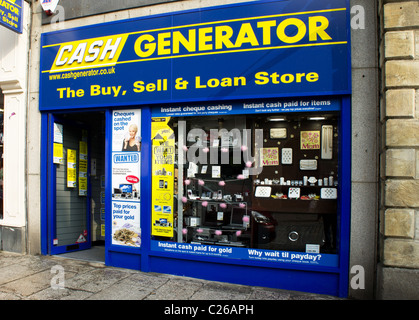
[252,198,337,214]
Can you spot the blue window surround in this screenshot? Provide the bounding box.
[39,0,351,297]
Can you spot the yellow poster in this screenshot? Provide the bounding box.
[262,147,279,166]
[151,117,175,237]
[79,141,88,196]
[79,159,88,173]
[79,141,88,160]
[301,131,321,150]
[67,149,77,188]
[68,148,77,164]
[53,143,63,164]
[79,177,87,195]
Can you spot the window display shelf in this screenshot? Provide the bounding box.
[252,184,338,205]
[185,199,247,204]
[252,197,337,214]
[186,177,251,182]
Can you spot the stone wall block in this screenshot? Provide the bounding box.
[386,149,416,177]
[385,209,415,238]
[384,238,419,268]
[386,119,419,147]
[385,30,415,59]
[385,179,419,207]
[386,60,419,87]
[384,1,419,29]
[385,89,415,118]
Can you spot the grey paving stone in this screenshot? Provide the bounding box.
[64,268,131,293]
[0,269,76,297]
[145,277,204,300]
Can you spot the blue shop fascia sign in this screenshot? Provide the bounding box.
[39,0,351,111]
[0,0,23,34]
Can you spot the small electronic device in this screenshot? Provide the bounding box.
[186,216,201,227]
[230,206,247,227]
[234,194,243,201]
[188,189,198,199]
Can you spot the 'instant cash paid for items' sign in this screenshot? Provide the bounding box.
[39,0,350,111]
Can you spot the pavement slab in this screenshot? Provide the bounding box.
[0,251,343,301]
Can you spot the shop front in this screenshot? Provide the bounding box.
[39,0,351,297]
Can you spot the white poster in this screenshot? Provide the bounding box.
[40,0,60,13]
[111,201,141,247]
[54,123,63,143]
[112,110,142,152]
[111,109,141,247]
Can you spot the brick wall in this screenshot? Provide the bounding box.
[379,0,419,299]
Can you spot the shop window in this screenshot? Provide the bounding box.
[151,112,339,257]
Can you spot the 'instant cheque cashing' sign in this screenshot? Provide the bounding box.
[39,0,350,111]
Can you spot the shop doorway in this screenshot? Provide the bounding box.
[48,111,106,262]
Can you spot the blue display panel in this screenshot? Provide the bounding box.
[0,0,23,34]
[151,240,338,267]
[39,0,350,111]
[151,97,341,117]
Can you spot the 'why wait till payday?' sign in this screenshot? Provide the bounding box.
[0,0,22,33]
[39,0,350,111]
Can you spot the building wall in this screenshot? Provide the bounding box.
[27,0,380,298]
[0,1,31,253]
[349,0,380,300]
[378,0,419,300]
[41,0,180,24]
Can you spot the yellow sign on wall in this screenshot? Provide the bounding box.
[151,117,175,238]
[53,143,63,164]
[67,149,77,188]
[79,141,88,196]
